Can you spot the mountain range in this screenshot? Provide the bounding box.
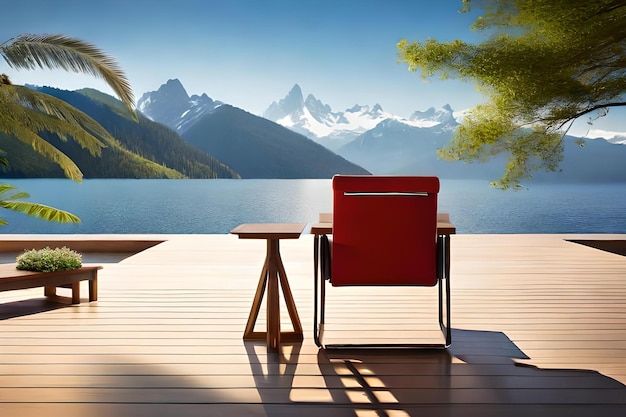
[586,130,626,145]
[261,84,626,182]
[262,84,459,150]
[2,86,239,180]
[137,79,223,134]
[4,78,625,183]
[3,81,368,180]
[137,80,368,178]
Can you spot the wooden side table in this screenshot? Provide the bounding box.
[230,223,305,350]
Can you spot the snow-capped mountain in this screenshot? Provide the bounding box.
[409,104,458,126]
[133,79,625,182]
[585,129,626,145]
[137,78,222,134]
[263,84,459,149]
[135,79,369,178]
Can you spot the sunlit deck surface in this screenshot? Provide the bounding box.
[1,233,626,416]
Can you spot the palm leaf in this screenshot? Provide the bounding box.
[0,200,81,223]
[1,34,135,116]
[2,85,114,149]
[0,184,29,200]
[0,149,8,167]
[0,113,84,181]
[0,85,125,181]
[1,98,107,154]
[0,183,80,224]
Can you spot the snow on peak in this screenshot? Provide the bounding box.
[263,84,304,121]
[137,79,222,134]
[410,105,456,125]
[263,85,461,149]
[585,129,626,145]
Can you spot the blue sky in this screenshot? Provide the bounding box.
[5,1,485,115]
[3,0,624,135]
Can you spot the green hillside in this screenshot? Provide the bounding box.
[182,105,370,179]
[0,87,240,179]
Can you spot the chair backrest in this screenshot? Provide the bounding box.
[331,175,439,286]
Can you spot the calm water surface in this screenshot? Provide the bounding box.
[0,179,624,234]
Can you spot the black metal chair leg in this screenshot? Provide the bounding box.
[313,235,322,347]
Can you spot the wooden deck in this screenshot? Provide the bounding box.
[1,233,625,416]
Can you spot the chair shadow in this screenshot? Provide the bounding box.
[312,328,626,416]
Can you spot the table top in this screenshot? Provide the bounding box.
[230,223,306,239]
[309,212,456,236]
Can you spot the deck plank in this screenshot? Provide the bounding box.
[1,233,626,416]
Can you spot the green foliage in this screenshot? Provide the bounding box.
[0,183,80,225]
[16,246,82,272]
[0,87,241,179]
[72,88,240,179]
[398,0,626,188]
[1,34,134,114]
[0,84,108,181]
[1,33,138,225]
[1,34,136,182]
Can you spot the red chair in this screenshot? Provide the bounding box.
[313,175,453,348]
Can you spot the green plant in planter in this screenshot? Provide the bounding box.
[16,246,82,272]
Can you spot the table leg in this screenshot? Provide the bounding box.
[243,238,304,349]
[244,259,269,339]
[44,286,56,298]
[89,276,98,302]
[71,281,81,304]
[276,249,303,336]
[266,239,281,349]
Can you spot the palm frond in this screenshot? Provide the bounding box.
[0,183,21,196]
[4,85,115,146]
[0,184,30,202]
[1,34,135,115]
[0,148,8,167]
[0,183,81,224]
[0,200,81,223]
[2,98,107,154]
[0,114,84,181]
[0,85,125,182]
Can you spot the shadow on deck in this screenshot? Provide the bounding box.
[1,234,625,416]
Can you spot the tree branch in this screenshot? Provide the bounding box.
[555,102,626,130]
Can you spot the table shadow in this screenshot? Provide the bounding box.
[0,298,67,320]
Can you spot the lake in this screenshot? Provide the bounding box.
[0,179,624,234]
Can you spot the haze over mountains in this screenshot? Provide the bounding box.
[137,79,368,178]
[261,84,626,182]
[136,78,626,183]
[262,83,459,150]
[5,78,625,182]
[4,81,367,180]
